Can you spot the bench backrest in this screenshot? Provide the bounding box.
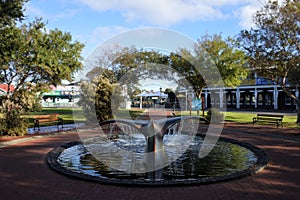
[33,114,59,119]
[257,114,284,119]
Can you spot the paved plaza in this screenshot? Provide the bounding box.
[0,111,300,200]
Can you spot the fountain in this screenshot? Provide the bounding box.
[45,28,269,186]
[47,116,268,186]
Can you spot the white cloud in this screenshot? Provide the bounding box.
[234,1,263,29]
[25,1,80,21]
[25,3,47,19]
[78,0,243,26]
[78,25,131,57]
[53,9,81,20]
[78,0,288,29]
[90,26,130,44]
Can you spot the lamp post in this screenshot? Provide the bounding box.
[159,87,162,105]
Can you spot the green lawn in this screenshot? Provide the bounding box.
[179,110,299,128]
[27,108,144,127]
[226,112,299,127]
[1,108,299,128]
[28,107,86,126]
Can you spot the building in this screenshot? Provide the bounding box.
[41,85,81,107]
[203,84,299,111]
[0,84,15,96]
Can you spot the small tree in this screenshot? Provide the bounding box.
[78,75,122,123]
[0,99,28,136]
[239,0,300,123]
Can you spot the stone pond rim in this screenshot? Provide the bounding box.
[46,136,269,186]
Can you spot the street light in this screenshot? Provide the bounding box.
[159,87,162,104]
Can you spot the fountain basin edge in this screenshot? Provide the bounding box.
[46,136,269,186]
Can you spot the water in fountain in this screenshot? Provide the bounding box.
[48,117,268,186]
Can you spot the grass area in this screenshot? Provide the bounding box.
[26,108,144,127]
[28,107,86,127]
[1,108,299,129]
[225,112,299,128]
[179,110,299,128]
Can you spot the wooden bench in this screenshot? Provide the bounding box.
[253,114,284,128]
[33,114,63,130]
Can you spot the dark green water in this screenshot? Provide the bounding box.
[57,134,257,180]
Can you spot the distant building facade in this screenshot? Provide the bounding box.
[203,84,298,111]
[41,85,81,107]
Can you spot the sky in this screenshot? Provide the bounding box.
[23,0,277,90]
[23,0,274,59]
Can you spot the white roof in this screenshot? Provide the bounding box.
[137,91,168,98]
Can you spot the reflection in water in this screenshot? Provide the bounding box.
[57,134,257,181]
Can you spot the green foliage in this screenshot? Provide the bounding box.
[11,85,42,112]
[238,0,300,123]
[239,0,299,85]
[88,38,248,101]
[0,0,28,26]
[172,34,248,97]
[94,77,114,122]
[0,3,85,135]
[199,34,248,88]
[0,99,28,136]
[0,19,84,90]
[206,108,224,123]
[78,76,123,123]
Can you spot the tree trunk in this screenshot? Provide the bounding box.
[297,100,300,124]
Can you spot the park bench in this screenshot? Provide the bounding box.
[33,114,63,130]
[253,114,284,128]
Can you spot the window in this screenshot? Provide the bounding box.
[258,94,263,105]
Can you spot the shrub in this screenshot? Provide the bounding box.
[206,108,224,123]
[0,99,28,136]
[78,75,122,123]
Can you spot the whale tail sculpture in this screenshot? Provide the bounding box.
[98,116,209,179]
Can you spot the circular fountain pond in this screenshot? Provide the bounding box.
[47,130,268,186]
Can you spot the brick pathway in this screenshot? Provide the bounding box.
[0,112,300,200]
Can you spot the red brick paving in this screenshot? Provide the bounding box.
[1,112,300,200]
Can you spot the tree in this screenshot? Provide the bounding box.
[238,0,300,123]
[0,19,84,98]
[171,33,248,98]
[0,18,84,135]
[82,35,247,119]
[78,75,122,123]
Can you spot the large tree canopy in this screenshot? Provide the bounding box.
[238,0,300,123]
[172,34,248,97]
[0,19,84,97]
[85,34,247,100]
[0,1,85,135]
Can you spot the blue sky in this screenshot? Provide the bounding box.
[23,0,276,59]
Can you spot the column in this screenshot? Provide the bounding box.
[273,86,278,110]
[254,87,258,109]
[219,89,223,109]
[236,88,240,109]
[205,90,208,108]
[185,90,188,111]
[140,96,143,109]
[296,87,299,110]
